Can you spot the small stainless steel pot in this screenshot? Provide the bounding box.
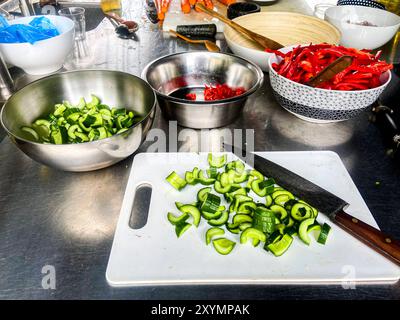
[141,51,264,129]
[0,70,156,172]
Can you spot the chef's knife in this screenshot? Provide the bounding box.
[306,55,354,88]
[225,144,400,266]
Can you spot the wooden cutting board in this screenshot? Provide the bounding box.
[163,0,227,32]
[106,151,400,286]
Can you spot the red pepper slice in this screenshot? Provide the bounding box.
[186,93,197,100]
[271,43,392,91]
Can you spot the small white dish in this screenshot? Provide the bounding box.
[324,5,400,49]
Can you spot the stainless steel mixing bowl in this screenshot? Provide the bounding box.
[141,51,264,128]
[0,70,156,172]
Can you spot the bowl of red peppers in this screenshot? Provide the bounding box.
[267,43,392,123]
[142,51,263,128]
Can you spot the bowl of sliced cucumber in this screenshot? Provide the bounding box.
[0,70,156,172]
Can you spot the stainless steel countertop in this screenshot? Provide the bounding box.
[0,0,399,299]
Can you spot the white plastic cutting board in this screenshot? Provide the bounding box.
[163,0,226,32]
[106,151,400,286]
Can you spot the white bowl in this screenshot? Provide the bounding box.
[0,15,75,75]
[268,45,392,123]
[224,12,341,72]
[324,5,400,50]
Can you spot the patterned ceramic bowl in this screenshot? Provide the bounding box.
[268,46,392,123]
[337,0,386,10]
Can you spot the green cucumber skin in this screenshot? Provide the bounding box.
[167,154,333,257]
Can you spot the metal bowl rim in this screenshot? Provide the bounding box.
[141,50,264,105]
[0,69,157,147]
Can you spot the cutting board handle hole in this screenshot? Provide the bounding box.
[129,183,152,230]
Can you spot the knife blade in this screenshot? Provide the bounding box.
[224,144,400,265]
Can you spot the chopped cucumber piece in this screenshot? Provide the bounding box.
[298,218,315,245]
[208,210,229,226]
[179,205,201,227]
[167,212,189,225]
[267,234,293,256]
[197,187,212,202]
[208,153,227,168]
[291,202,314,221]
[317,223,331,245]
[206,227,225,245]
[175,222,191,238]
[212,238,236,255]
[166,171,187,191]
[21,126,39,141]
[240,227,267,245]
[200,193,221,214]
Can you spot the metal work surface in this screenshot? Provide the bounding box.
[0,0,400,299]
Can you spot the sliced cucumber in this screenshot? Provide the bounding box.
[208,210,229,226]
[21,126,39,141]
[265,195,273,207]
[179,205,201,227]
[317,223,331,245]
[299,200,318,218]
[185,167,199,185]
[214,181,231,194]
[207,166,218,179]
[238,222,252,231]
[200,193,221,214]
[175,222,191,238]
[274,194,292,207]
[197,187,211,202]
[237,201,257,214]
[167,212,189,225]
[198,170,216,185]
[252,207,276,234]
[251,179,267,197]
[291,202,314,221]
[298,218,315,245]
[232,214,253,225]
[205,227,225,245]
[202,210,223,220]
[225,187,247,203]
[166,171,187,191]
[208,153,227,168]
[249,169,264,181]
[212,238,236,255]
[272,190,294,200]
[233,170,248,183]
[269,204,288,220]
[267,234,293,256]
[240,227,267,245]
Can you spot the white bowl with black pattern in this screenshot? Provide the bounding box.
[268,46,392,123]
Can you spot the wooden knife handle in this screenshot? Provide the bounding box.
[335,210,400,265]
[195,3,264,46]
